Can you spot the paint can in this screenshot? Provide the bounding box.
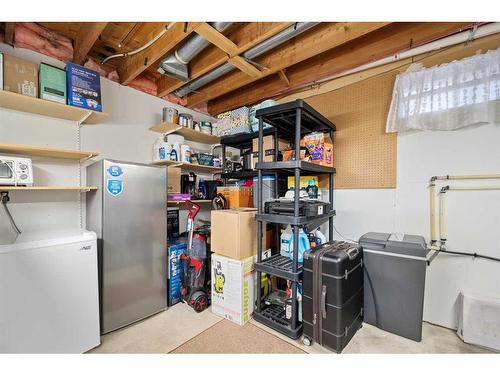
[162,107,178,124]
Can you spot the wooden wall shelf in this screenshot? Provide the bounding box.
[151,159,222,173]
[0,186,98,192]
[149,122,220,144]
[0,143,98,160]
[0,90,108,124]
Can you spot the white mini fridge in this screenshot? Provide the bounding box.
[0,231,100,353]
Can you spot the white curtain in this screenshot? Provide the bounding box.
[386,48,500,133]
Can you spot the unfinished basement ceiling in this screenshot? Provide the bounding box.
[5,21,477,114]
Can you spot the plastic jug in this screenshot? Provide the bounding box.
[315,227,327,245]
[153,135,170,161]
[280,225,293,257]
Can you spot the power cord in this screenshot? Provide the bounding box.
[436,248,500,263]
[1,192,21,236]
[331,222,358,244]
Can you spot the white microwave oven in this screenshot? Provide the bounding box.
[0,156,34,186]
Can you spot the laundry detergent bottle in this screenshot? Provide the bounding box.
[285,227,311,264]
[280,225,293,257]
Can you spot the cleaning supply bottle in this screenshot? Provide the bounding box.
[170,142,180,161]
[315,227,327,245]
[306,179,318,199]
[153,134,170,161]
[288,228,310,264]
[280,225,293,257]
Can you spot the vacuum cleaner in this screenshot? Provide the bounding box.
[179,200,211,313]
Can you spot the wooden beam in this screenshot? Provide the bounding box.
[156,22,293,97]
[4,22,15,45]
[119,22,199,85]
[278,70,290,87]
[73,22,108,64]
[206,22,475,115]
[194,23,239,56]
[187,22,391,108]
[228,56,262,78]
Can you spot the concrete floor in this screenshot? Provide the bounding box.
[88,303,490,354]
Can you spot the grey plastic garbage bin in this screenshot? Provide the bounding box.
[359,232,428,342]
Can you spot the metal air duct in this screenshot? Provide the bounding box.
[174,22,319,97]
[158,22,233,81]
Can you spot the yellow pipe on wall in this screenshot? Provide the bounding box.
[439,190,447,243]
[430,181,436,244]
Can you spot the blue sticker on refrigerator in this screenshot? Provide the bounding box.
[107,179,123,196]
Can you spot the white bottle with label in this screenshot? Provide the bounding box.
[280,225,293,257]
[171,142,181,162]
[153,135,171,161]
[180,144,191,163]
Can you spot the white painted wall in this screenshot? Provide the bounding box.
[328,123,500,329]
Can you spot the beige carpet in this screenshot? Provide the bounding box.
[170,319,306,354]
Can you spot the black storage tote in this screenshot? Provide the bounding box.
[303,241,363,353]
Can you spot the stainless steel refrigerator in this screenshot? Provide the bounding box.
[86,159,167,334]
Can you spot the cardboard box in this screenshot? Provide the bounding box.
[39,63,66,104]
[287,175,320,189]
[211,208,257,259]
[302,132,334,167]
[211,254,256,325]
[252,135,289,162]
[216,186,253,208]
[66,62,102,111]
[167,241,186,306]
[167,166,181,193]
[2,54,38,97]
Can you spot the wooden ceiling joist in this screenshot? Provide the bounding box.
[4,22,15,45]
[228,56,262,78]
[194,23,239,56]
[118,22,199,86]
[186,22,391,108]
[73,22,108,64]
[206,22,475,115]
[278,70,290,87]
[156,22,293,97]
[194,22,264,78]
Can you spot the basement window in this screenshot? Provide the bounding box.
[386,47,500,133]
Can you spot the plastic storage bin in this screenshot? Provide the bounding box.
[359,232,428,342]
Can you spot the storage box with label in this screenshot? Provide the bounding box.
[216,186,253,208]
[211,208,257,259]
[167,166,181,193]
[66,62,102,111]
[252,135,289,162]
[211,254,256,325]
[302,132,334,167]
[167,241,186,306]
[39,63,66,104]
[287,175,319,189]
[3,54,38,97]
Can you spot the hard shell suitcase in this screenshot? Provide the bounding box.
[302,241,363,353]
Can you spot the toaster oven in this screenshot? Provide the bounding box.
[0,156,34,186]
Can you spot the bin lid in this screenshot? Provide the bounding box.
[359,232,428,258]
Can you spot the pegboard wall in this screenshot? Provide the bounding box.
[306,71,398,189]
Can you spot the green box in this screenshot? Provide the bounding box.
[39,63,66,104]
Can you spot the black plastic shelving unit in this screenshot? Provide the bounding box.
[254,99,336,340]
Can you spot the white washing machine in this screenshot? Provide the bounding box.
[0,231,100,353]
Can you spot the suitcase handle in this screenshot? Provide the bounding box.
[321,285,327,319]
[346,247,359,260]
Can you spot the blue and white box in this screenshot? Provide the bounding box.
[66,62,102,112]
[168,241,187,306]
